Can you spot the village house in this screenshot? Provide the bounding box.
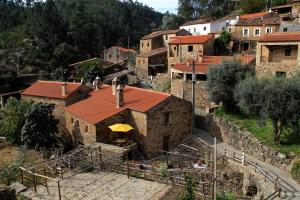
[168,35,214,73]
[231,11,281,52]
[256,32,300,77]
[21,79,191,158]
[21,81,92,122]
[180,17,237,36]
[136,29,191,79]
[171,55,255,114]
[103,46,136,64]
[270,0,300,20]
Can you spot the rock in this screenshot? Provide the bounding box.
[9,182,27,194]
[276,153,286,160]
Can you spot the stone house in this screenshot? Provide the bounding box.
[136,29,191,79]
[103,46,136,64]
[64,80,191,158]
[279,21,300,32]
[231,12,281,52]
[270,1,300,20]
[21,81,92,123]
[256,32,300,77]
[171,55,255,114]
[168,35,214,73]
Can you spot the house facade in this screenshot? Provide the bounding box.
[180,17,237,36]
[136,29,191,79]
[168,35,214,73]
[104,46,136,64]
[256,32,300,77]
[231,12,281,52]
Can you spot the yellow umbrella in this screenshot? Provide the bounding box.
[108,123,134,132]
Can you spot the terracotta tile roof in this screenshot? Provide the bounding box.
[236,17,281,26]
[239,12,268,19]
[142,29,185,40]
[172,55,255,73]
[104,46,136,53]
[259,32,300,42]
[169,35,213,45]
[65,85,171,124]
[22,81,83,99]
[137,47,167,58]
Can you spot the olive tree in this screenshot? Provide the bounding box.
[235,76,300,144]
[206,60,253,113]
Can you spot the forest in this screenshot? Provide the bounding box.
[0,0,163,80]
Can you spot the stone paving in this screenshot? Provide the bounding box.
[20,171,171,200]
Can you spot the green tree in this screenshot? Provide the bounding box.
[161,11,185,30]
[21,103,58,148]
[178,0,194,20]
[180,174,196,200]
[214,30,231,56]
[240,0,267,14]
[0,97,33,145]
[235,76,300,144]
[206,60,253,113]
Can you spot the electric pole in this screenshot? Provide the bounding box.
[191,60,196,135]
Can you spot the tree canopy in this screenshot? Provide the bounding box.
[235,76,300,144]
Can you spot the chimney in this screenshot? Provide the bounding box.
[116,85,124,108]
[112,77,120,96]
[95,76,101,90]
[61,82,67,96]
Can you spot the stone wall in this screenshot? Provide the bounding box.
[171,79,212,114]
[280,21,300,32]
[197,115,292,169]
[256,62,300,78]
[232,25,280,42]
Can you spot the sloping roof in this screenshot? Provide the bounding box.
[181,18,211,27]
[65,85,171,124]
[239,12,268,19]
[142,29,183,40]
[236,17,281,26]
[172,55,255,73]
[22,81,83,99]
[137,47,167,58]
[259,32,300,42]
[69,58,101,67]
[104,46,136,53]
[169,35,213,45]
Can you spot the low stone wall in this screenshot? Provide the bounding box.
[196,115,292,170]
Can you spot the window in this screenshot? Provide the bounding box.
[109,54,112,58]
[203,26,206,31]
[147,43,150,47]
[228,28,232,32]
[71,118,74,123]
[165,35,168,40]
[138,59,141,64]
[243,28,249,36]
[266,27,272,33]
[283,27,288,32]
[117,54,119,58]
[188,45,193,52]
[275,71,286,78]
[174,46,177,50]
[85,125,88,133]
[285,47,292,56]
[163,112,170,126]
[194,28,196,33]
[254,28,260,36]
[188,28,191,32]
[141,43,144,47]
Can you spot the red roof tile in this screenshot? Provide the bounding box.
[22,81,82,99]
[239,12,268,19]
[172,55,255,73]
[105,46,136,53]
[259,32,300,42]
[169,35,213,45]
[65,85,170,124]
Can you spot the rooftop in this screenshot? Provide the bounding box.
[239,12,268,20]
[181,18,211,27]
[65,85,171,124]
[169,35,213,45]
[141,29,185,40]
[172,55,255,73]
[104,46,136,53]
[22,81,83,99]
[259,32,300,42]
[137,47,167,58]
[236,16,281,26]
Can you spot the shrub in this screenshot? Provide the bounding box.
[291,160,300,182]
[180,174,196,200]
[155,162,169,178]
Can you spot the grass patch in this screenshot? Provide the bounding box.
[214,108,300,156]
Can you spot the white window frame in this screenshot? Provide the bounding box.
[243,28,249,36]
[254,28,261,36]
[266,27,272,34]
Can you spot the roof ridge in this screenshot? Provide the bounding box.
[37,80,82,85]
[125,85,171,97]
